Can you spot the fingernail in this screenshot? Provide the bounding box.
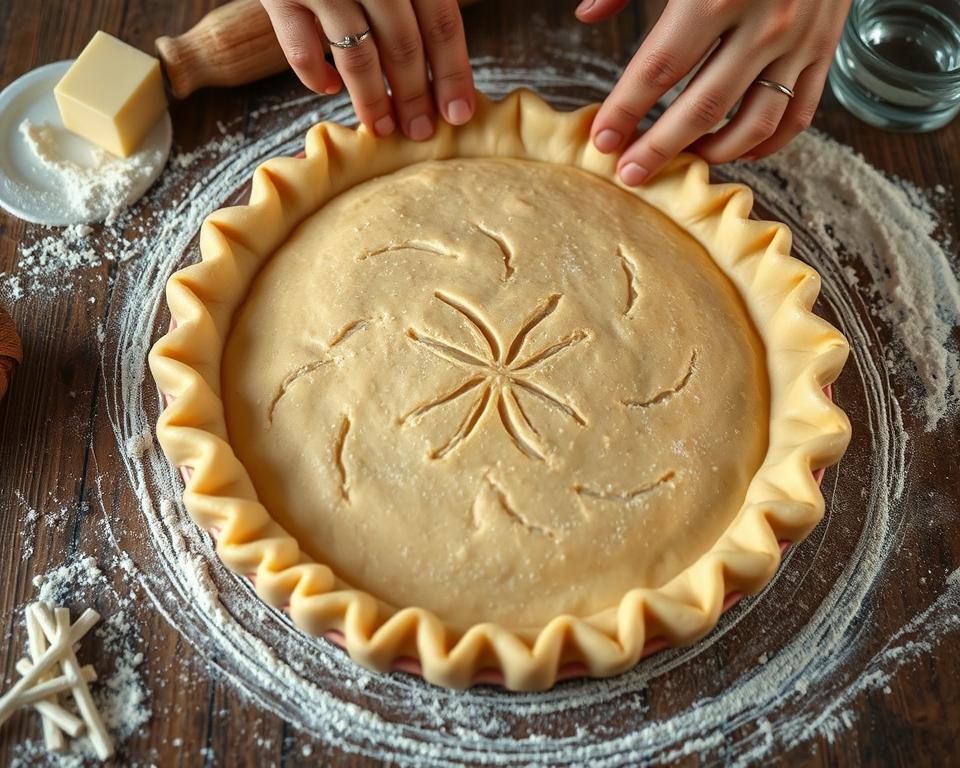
[446,98,472,125]
[408,114,434,141]
[594,128,623,153]
[324,84,341,96]
[620,162,649,186]
[576,0,596,14]
[374,114,396,137]
[741,154,757,162]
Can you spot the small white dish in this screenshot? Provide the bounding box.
[0,60,172,226]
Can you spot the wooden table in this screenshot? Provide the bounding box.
[2,1,958,766]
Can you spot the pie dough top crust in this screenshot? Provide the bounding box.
[222,157,768,628]
[149,91,851,690]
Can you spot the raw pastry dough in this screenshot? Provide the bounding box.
[223,157,768,628]
[150,91,851,690]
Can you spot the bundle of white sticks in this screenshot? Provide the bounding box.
[0,602,113,759]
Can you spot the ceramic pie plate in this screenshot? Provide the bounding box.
[149,90,851,691]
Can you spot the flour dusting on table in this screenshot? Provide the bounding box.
[6,50,958,766]
[734,138,959,431]
[7,552,150,767]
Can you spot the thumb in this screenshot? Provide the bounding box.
[575,0,631,22]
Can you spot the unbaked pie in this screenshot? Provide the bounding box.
[149,90,851,690]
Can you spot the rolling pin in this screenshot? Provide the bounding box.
[156,0,483,100]
[0,307,21,401]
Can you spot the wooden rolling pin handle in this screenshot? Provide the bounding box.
[157,0,291,100]
[156,0,483,100]
[0,307,22,401]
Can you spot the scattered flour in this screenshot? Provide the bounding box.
[734,138,960,431]
[7,550,150,767]
[2,274,24,301]
[124,429,153,460]
[20,225,96,266]
[1,126,243,302]
[19,120,163,226]
[1,221,101,302]
[14,490,73,562]
[32,555,102,605]
[4,46,958,765]
[88,52,959,767]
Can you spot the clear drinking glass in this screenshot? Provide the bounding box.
[828,0,960,132]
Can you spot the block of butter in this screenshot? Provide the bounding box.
[54,31,167,158]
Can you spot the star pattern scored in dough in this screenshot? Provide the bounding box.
[400,291,589,461]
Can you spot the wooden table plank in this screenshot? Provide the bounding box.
[0,2,127,761]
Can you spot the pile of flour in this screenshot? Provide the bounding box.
[19,120,163,227]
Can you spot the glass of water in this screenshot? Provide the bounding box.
[829,0,960,132]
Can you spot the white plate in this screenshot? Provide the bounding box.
[0,60,172,226]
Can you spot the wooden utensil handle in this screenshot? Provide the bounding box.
[156,0,483,100]
[0,307,22,401]
[157,0,286,100]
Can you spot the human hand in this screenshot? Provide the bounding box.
[261,0,475,140]
[577,0,851,185]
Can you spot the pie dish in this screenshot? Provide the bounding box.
[149,90,851,691]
